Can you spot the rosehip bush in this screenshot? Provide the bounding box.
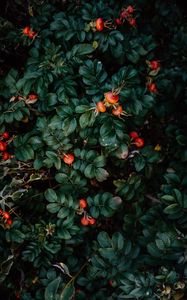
[0,1,187,299]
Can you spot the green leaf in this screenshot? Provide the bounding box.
[45,189,58,202]
[44,276,61,300]
[59,281,75,300]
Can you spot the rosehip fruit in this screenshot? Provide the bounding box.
[134,137,144,148]
[147,83,157,93]
[3,211,10,219]
[22,26,30,35]
[63,153,75,165]
[96,101,106,113]
[129,18,136,27]
[2,131,9,139]
[0,141,7,152]
[81,216,89,226]
[79,199,87,209]
[112,105,123,116]
[89,218,96,225]
[129,131,139,139]
[149,60,160,70]
[2,152,11,161]
[95,18,104,31]
[105,91,119,104]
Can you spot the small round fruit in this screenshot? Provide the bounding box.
[147,83,157,93]
[29,94,38,100]
[134,137,144,148]
[2,152,11,161]
[105,91,119,104]
[112,105,123,116]
[129,18,136,27]
[63,153,75,165]
[89,218,96,225]
[96,101,106,113]
[81,216,89,226]
[23,26,30,35]
[129,131,139,139]
[6,218,13,225]
[126,5,134,14]
[2,131,9,139]
[3,211,10,219]
[149,60,160,70]
[79,199,87,209]
[0,141,7,152]
[115,18,122,25]
[95,18,104,31]
[28,30,36,39]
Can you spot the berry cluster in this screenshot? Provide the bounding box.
[79,199,96,226]
[146,60,160,93]
[96,91,125,117]
[0,209,13,226]
[116,5,136,27]
[93,5,136,32]
[22,26,37,39]
[129,131,145,148]
[0,131,12,161]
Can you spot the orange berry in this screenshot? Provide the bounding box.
[63,153,75,165]
[112,105,123,116]
[105,91,119,104]
[89,218,96,225]
[79,199,87,209]
[95,18,104,31]
[22,26,30,35]
[28,30,36,39]
[81,216,89,226]
[96,101,106,113]
[0,141,7,152]
[134,137,144,148]
[3,211,10,219]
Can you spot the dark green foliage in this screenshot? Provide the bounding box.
[0,1,187,299]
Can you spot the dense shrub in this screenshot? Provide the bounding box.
[0,1,187,299]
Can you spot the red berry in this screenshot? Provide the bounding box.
[22,26,30,35]
[120,11,128,19]
[2,152,11,161]
[95,18,104,31]
[89,218,96,225]
[79,199,87,209]
[0,141,7,152]
[105,91,119,104]
[149,60,160,70]
[6,218,13,225]
[81,216,89,226]
[28,30,36,39]
[2,131,9,139]
[134,137,144,148]
[3,211,10,219]
[129,131,139,139]
[129,18,136,27]
[115,18,122,25]
[29,94,38,100]
[147,83,157,93]
[126,5,134,14]
[112,105,123,116]
[63,153,75,165]
[96,101,106,113]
